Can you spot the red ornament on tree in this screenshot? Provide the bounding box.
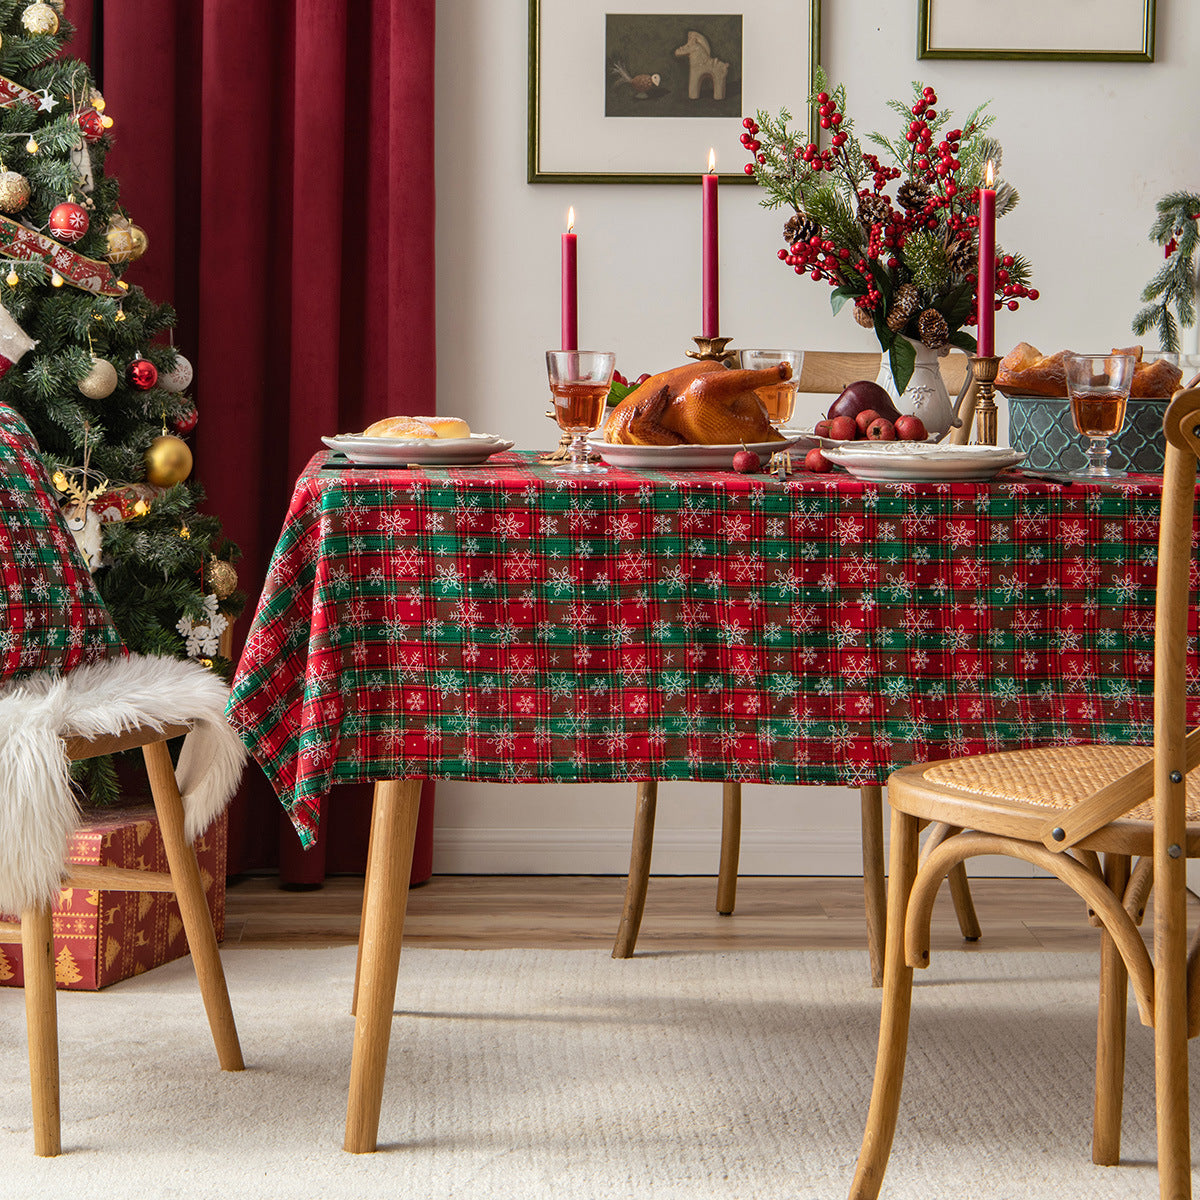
[126,357,158,390]
[78,109,105,141]
[48,201,89,244]
[174,406,198,433]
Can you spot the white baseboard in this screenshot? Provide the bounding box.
[431,825,1035,878]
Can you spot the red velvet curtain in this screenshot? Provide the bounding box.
[72,1,437,878]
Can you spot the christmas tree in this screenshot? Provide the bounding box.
[0,4,241,801]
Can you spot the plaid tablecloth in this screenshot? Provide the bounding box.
[228,451,1194,847]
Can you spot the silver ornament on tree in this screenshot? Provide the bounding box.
[78,356,118,399]
[158,352,193,393]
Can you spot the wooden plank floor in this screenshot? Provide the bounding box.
[222,874,1175,954]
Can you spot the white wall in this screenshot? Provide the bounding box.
[432,0,1200,876]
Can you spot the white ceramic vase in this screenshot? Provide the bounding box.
[875,335,961,438]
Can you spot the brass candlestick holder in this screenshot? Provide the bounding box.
[970,355,1001,446]
[686,335,737,365]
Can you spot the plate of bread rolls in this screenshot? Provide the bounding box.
[997,343,1183,399]
[323,415,513,465]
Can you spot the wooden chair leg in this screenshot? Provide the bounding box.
[716,782,741,915]
[344,778,422,1153]
[860,785,887,987]
[351,795,379,1017]
[142,739,244,1072]
[947,863,982,941]
[21,905,60,1157]
[612,782,658,959]
[1093,853,1131,1166]
[849,807,921,1200]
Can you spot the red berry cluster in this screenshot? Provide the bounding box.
[994,253,1038,312]
[740,116,763,174]
[778,233,850,283]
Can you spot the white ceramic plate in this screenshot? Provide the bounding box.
[322,433,514,466]
[821,441,1026,482]
[590,433,810,470]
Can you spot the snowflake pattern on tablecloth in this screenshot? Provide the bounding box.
[227,451,1199,847]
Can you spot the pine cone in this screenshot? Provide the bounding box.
[856,193,891,227]
[853,304,875,329]
[896,180,932,210]
[946,236,976,275]
[886,283,920,332]
[783,212,819,246]
[917,308,950,350]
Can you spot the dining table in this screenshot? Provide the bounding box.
[227,446,1192,1152]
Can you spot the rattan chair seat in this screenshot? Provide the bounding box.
[922,742,1200,822]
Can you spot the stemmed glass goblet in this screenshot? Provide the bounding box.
[738,349,805,431]
[545,350,615,476]
[1065,352,1135,478]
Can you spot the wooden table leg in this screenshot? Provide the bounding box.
[22,906,60,1157]
[860,785,887,988]
[716,782,741,915]
[344,778,422,1153]
[612,782,658,959]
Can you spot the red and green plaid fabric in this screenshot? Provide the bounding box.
[0,404,123,679]
[228,451,1196,847]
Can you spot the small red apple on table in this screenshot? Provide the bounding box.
[893,414,927,441]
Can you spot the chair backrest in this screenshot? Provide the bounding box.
[795,350,980,444]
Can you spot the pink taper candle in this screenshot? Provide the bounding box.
[702,149,719,337]
[561,207,578,351]
[976,161,996,357]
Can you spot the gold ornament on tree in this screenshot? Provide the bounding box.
[78,355,118,399]
[105,213,135,263]
[0,170,30,214]
[144,434,193,487]
[21,3,59,35]
[208,557,238,600]
[127,225,148,261]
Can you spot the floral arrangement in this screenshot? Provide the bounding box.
[1132,191,1199,353]
[742,69,1037,391]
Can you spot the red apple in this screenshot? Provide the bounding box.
[827,379,902,423]
[804,447,832,473]
[813,418,832,438]
[635,373,651,385]
[827,415,858,441]
[854,409,882,435]
[732,448,761,473]
[893,414,928,441]
[866,417,896,441]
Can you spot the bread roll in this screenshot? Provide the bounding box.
[997,341,1183,399]
[419,416,471,438]
[362,415,438,439]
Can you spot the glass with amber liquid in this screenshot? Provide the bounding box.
[739,349,805,430]
[545,350,615,475]
[1065,353,1135,478]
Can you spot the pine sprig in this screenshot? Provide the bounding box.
[1132,191,1200,353]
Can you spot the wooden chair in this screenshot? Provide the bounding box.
[0,663,245,1156]
[850,384,1200,1200]
[612,352,983,978]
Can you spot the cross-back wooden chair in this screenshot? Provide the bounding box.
[850,384,1200,1200]
[612,351,983,982]
[0,656,246,1156]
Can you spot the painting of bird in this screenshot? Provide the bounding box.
[610,60,666,100]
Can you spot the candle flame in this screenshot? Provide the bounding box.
[985,159,994,188]
[707,148,716,173]
[567,206,575,233]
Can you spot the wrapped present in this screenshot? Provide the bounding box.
[0,804,226,990]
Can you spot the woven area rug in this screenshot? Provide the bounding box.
[2,946,1197,1199]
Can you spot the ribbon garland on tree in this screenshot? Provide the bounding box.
[0,213,126,295]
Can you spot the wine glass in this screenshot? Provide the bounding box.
[1065,353,1135,478]
[545,350,616,476]
[738,349,805,430]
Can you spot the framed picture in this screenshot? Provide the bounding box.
[529,1,822,184]
[918,0,1155,62]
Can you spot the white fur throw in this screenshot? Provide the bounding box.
[0,653,247,916]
